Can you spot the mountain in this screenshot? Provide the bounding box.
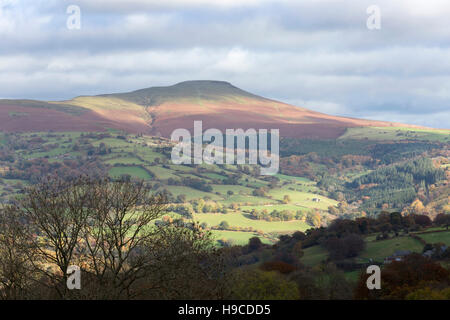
[0,80,430,138]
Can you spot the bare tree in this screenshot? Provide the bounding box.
[0,176,227,300]
[14,177,95,298]
[79,178,167,299]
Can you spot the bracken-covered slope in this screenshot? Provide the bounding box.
[0,80,433,138]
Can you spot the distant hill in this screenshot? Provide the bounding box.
[0,80,437,138]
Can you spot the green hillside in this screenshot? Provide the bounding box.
[339,126,450,142]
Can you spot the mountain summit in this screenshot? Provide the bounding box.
[0,81,426,138]
[104,80,266,107]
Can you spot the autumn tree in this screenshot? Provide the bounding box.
[282,195,291,204]
[434,213,450,230]
[408,199,425,215]
[306,210,321,227]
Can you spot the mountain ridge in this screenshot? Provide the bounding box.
[0,80,441,138]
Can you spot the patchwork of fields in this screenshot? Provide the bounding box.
[1,129,448,247]
[0,131,337,245]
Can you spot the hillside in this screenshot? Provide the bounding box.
[0,81,435,138]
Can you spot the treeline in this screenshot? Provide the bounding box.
[2,158,107,184]
[248,208,302,221]
[247,208,321,226]
[370,141,442,164]
[168,177,213,192]
[167,199,228,218]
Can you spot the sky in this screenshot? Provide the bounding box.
[0,0,449,129]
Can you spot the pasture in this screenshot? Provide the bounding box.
[359,236,423,263]
[109,166,152,179]
[417,230,450,245]
[194,212,310,233]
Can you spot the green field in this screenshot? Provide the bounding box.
[146,166,180,180]
[274,174,314,184]
[211,230,271,245]
[339,126,450,142]
[417,230,450,245]
[109,166,152,179]
[202,172,227,180]
[301,245,328,267]
[105,157,146,165]
[220,194,270,205]
[267,187,337,210]
[360,236,424,262]
[24,147,69,159]
[134,149,166,162]
[166,186,222,201]
[91,137,131,148]
[194,212,309,234]
[240,204,310,212]
[211,184,254,196]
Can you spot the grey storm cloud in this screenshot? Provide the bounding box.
[0,0,449,128]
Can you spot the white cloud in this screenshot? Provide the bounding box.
[282,99,349,115]
[0,0,449,128]
[72,0,271,11]
[213,48,253,73]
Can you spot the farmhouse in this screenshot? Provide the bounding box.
[384,250,411,264]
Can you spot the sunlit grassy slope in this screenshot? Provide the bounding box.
[339,127,450,142]
[59,96,151,125]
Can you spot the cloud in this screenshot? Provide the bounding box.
[0,0,449,128]
[282,99,349,115]
[73,0,270,11]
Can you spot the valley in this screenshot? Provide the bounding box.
[0,81,449,300]
[0,122,448,248]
